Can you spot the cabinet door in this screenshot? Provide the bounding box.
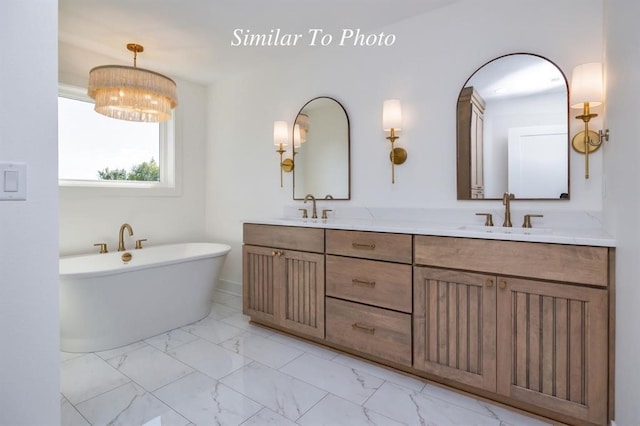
[496,278,608,425]
[414,267,496,392]
[279,250,325,339]
[243,245,278,325]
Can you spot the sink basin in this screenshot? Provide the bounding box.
[458,225,552,235]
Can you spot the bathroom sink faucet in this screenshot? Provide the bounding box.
[118,223,134,251]
[502,192,515,227]
[304,194,317,219]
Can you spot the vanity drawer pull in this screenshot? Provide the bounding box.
[351,242,376,250]
[352,278,376,287]
[351,323,376,334]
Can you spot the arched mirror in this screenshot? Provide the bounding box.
[456,53,569,200]
[293,97,350,200]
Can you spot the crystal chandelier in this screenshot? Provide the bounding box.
[88,43,178,123]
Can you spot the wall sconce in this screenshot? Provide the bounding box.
[383,99,407,184]
[570,62,610,179]
[273,121,293,187]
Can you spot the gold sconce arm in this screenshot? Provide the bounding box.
[385,128,407,184]
[571,102,609,179]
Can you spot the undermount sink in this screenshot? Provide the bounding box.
[458,225,552,235]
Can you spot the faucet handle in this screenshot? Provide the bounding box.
[298,208,308,219]
[522,214,544,228]
[135,239,147,249]
[93,243,108,254]
[475,213,494,227]
[321,209,333,220]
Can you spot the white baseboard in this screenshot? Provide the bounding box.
[217,279,241,296]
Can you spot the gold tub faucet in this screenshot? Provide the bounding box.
[118,223,134,251]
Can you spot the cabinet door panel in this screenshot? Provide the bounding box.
[243,245,278,325]
[280,250,325,339]
[414,267,496,392]
[497,278,607,425]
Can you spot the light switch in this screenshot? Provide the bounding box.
[0,162,26,201]
[4,170,19,192]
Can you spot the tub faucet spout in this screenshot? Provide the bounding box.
[118,223,134,251]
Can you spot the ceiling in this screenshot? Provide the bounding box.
[59,0,459,86]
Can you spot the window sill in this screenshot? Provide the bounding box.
[59,179,181,197]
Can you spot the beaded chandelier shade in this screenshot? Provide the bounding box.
[88,44,178,123]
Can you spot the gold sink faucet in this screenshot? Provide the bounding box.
[502,192,515,227]
[118,223,134,251]
[304,194,317,219]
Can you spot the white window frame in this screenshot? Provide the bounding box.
[58,84,179,196]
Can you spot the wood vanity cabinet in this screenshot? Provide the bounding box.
[242,224,325,339]
[242,223,614,425]
[414,235,610,425]
[325,229,413,366]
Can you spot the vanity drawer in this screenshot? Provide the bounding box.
[326,229,412,263]
[243,223,324,253]
[414,235,609,287]
[326,255,412,313]
[326,297,412,365]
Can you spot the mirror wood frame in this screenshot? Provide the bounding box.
[456,53,570,201]
[292,96,351,200]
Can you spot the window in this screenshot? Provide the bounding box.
[58,84,175,190]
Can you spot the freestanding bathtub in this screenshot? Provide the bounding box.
[60,242,231,353]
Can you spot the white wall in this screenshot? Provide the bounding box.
[603,0,640,423]
[58,43,208,255]
[0,1,60,423]
[205,0,604,287]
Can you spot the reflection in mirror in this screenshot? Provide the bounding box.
[293,97,350,200]
[456,53,569,200]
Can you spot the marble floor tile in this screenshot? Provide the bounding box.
[61,395,89,426]
[60,354,131,405]
[167,338,250,380]
[365,381,503,426]
[153,371,262,425]
[105,345,194,391]
[297,393,404,426]
[180,315,246,344]
[279,353,384,405]
[220,361,327,421]
[267,331,341,360]
[420,383,551,425]
[94,340,148,361]
[241,407,298,426]
[145,329,200,353]
[208,302,240,320]
[220,331,304,369]
[75,381,189,426]
[218,312,275,337]
[212,291,243,310]
[332,353,427,392]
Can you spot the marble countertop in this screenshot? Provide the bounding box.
[245,210,616,247]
